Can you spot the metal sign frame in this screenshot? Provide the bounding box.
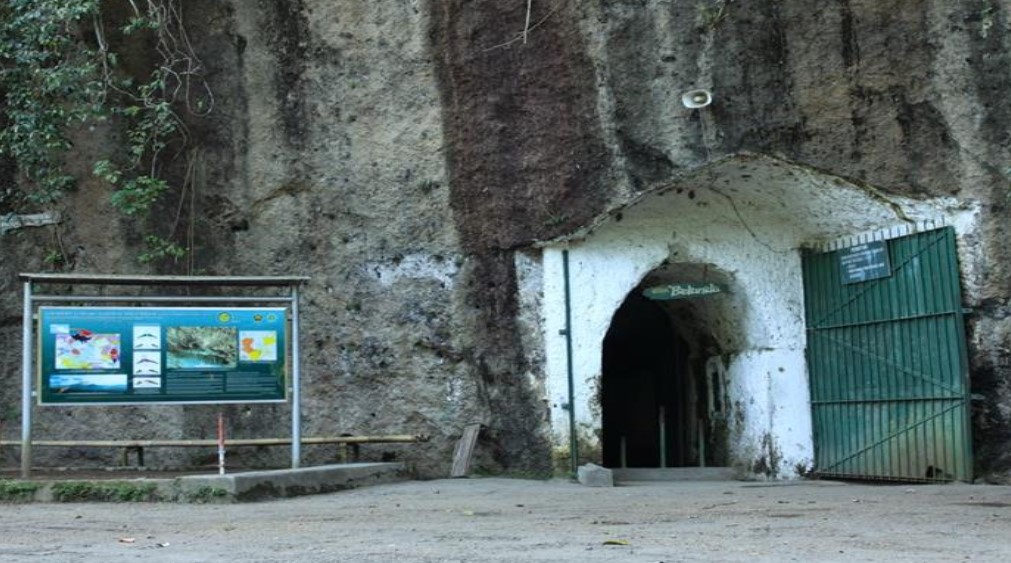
[18,273,309,478]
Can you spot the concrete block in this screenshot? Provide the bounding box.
[175,462,408,501]
[577,463,613,487]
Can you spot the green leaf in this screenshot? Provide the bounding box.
[110,176,167,216]
[138,235,186,264]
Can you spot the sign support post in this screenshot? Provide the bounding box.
[21,281,33,478]
[217,411,226,475]
[290,284,302,469]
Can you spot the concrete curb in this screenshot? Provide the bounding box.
[176,462,408,502]
[2,463,408,503]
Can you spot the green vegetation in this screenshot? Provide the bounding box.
[0,480,41,502]
[0,0,103,205]
[185,485,228,503]
[2,480,231,504]
[44,248,67,267]
[0,0,210,266]
[542,211,570,228]
[137,233,187,264]
[50,480,161,502]
[552,422,602,476]
[696,0,733,31]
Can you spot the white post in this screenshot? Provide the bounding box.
[217,411,226,475]
[290,284,302,469]
[20,281,33,478]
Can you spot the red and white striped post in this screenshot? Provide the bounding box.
[217,412,226,475]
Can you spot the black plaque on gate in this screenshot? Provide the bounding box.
[839,240,891,284]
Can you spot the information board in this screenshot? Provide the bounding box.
[38,307,288,405]
[839,240,892,284]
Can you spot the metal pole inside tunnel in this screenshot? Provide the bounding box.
[562,250,578,476]
[659,405,667,468]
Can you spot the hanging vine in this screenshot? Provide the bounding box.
[0,0,104,206]
[0,0,211,268]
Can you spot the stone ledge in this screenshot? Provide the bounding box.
[176,462,408,502]
[1,463,408,503]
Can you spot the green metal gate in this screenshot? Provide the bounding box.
[802,227,972,482]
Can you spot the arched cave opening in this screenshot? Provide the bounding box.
[601,268,732,469]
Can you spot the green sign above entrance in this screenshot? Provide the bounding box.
[642,282,724,300]
[38,307,288,405]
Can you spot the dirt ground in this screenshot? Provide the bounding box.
[0,477,1009,562]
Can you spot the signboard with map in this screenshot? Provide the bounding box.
[38,307,288,405]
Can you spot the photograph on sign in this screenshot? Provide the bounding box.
[133,376,161,389]
[38,307,288,405]
[133,350,162,375]
[49,373,128,394]
[132,325,161,349]
[166,326,238,369]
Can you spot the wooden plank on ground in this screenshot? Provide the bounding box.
[450,423,482,478]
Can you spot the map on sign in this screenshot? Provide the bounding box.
[54,331,121,370]
[239,330,278,362]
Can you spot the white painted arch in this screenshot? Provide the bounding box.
[538,153,982,479]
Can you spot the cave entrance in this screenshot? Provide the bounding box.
[540,154,982,478]
[601,271,730,469]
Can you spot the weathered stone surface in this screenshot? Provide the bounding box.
[1,0,1008,480]
[577,462,614,487]
[176,462,408,502]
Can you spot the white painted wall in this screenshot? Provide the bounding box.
[537,156,983,479]
[543,212,813,477]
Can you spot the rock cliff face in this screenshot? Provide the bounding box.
[1,0,1009,480]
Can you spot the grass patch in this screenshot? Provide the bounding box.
[0,480,41,502]
[50,481,161,503]
[185,486,229,503]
